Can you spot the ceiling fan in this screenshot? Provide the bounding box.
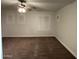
[17,0,37,13]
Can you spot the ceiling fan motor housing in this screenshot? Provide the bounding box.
[18,0,26,3]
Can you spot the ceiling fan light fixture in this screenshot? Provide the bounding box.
[17,0,34,13]
[18,7,26,13]
[17,1,26,13]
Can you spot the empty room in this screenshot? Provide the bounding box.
[1,0,77,59]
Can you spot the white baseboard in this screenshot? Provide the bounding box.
[56,36,76,57]
[2,35,55,37]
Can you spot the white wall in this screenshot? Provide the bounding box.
[55,2,77,57]
[2,9,56,37]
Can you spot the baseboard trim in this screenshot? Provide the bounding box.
[56,37,76,58]
[2,35,55,37]
[2,36,56,39]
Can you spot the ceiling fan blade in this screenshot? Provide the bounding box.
[27,3,44,11]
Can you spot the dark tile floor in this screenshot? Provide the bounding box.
[3,37,76,59]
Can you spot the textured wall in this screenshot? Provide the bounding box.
[2,9,56,37]
[55,2,77,57]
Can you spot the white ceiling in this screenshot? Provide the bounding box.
[1,0,76,11]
